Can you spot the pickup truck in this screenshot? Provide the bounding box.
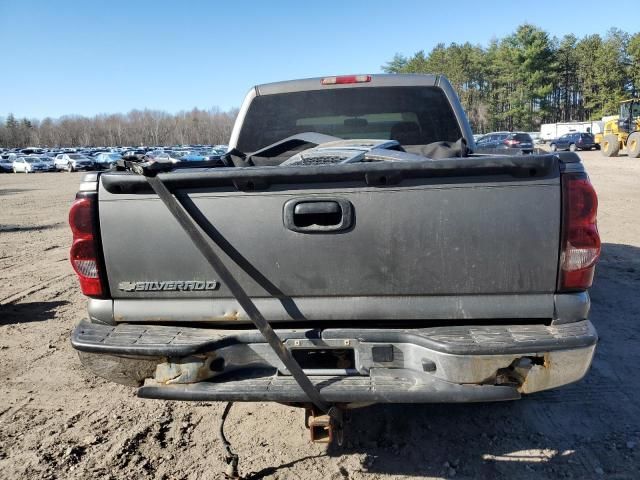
[69,74,600,441]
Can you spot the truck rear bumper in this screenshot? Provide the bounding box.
[71,320,597,404]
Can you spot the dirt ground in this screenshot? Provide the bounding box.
[1,150,639,480]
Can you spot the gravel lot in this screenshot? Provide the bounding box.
[1,151,639,479]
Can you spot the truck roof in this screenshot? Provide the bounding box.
[255,74,440,95]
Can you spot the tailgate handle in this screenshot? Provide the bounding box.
[284,198,353,233]
[294,201,340,216]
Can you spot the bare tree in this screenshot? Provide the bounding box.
[0,107,237,148]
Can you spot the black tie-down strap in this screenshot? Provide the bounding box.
[141,172,336,417]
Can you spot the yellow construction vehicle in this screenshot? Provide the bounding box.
[600,99,640,157]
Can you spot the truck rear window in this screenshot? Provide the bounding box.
[237,86,463,152]
[513,133,532,142]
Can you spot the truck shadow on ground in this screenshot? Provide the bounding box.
[0,188,33,196]
[0,223,61,232]
[316,242,640,479]
[242,454,326,479]
[0,300,68,325]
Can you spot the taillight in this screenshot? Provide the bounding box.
[321,75,371,85]
[504,139,518,146]
[558,173,600,291]
[69,196,104,297]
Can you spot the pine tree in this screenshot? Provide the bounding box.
[382,54,409,74]
[555,34,579,121]
[5,113,18,147]
[629,33,640,95]
[6,113,17,130]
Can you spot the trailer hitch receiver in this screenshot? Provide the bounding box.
[305,406,344,445]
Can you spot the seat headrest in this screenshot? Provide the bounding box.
[390,122,421,145]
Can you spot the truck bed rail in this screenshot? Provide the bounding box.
[101,154,557,194]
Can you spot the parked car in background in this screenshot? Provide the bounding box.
[12,156,50,173]
[146,150,184,163]
[528,132,543,144]
[122,149,149,157]
[30,155,56,171]
[94,152,122,169]
[178,149,226,166]
[54,153,95,172]
[502,132,534,154]
[1,152,18,162]
[475,132,533,154]
[475,131,509,149]
[0,158,13,173]
[180,150,208,162]
[20,147,45,155]
[550,132,599,152]
[210,145,228,155]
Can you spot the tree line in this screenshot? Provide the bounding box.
[383,24,640,133]
[0,107,238,148]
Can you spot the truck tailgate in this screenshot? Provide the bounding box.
[97,158,561,323]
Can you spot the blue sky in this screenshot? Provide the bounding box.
[1,0,635,119]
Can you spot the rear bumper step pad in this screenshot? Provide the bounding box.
[138,369,521,403]
[71,319,597,357]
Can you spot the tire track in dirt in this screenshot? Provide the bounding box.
[1,273,72,305]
